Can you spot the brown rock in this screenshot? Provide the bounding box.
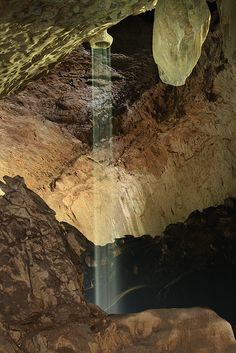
[0,23,236,244]
[23,308,236,353]
[0,175,90,331]
[0,176,235,352]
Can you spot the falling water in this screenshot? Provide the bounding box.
[91,45,120,313]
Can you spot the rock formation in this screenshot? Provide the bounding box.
[153,0,211,85]
[0,0,157,96]
[0,10,236,244]
[0,0,233,95]
[0,2,235,352]
[0,175,235,353]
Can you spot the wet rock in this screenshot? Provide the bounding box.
[2,44,157,144]
[153,0,211,85]
[0,15,236,245]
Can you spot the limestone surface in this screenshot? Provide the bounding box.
[0,0,157,96]
[0,176,88,326]
[153,0,211,85]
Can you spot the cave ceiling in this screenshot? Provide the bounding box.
[0,0,235,95]
[0,0,157,96]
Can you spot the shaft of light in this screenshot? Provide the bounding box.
[91,40,120,313]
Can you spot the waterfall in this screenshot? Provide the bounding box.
[91,43,120,313]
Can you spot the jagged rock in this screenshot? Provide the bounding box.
[1,44,157,144]
[23,308,236,353]
[0,176,235,352]
[218,0,236,64]
[153,0,211,85]
[46,37,236,244]
[0,0,157,96]
[0,175,93,344]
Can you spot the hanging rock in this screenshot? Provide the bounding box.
[153,0,211,86]
[218,0,236,64]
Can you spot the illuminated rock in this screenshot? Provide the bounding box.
[1,29,236,245]
[153,0,211,86]
[0,0,157,97]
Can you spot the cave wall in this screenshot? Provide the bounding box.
[0,0,235,96]
[0,43,235,245]
[0,176,235,353]
[218,0,236,65]
[0,3,235,245]
[46,65,236,244]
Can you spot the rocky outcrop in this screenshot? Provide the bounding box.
[0,176,92,338]
[24,308,236,353]
[153,0,211,85]
[0,0,157,96]
[0,176,235,353]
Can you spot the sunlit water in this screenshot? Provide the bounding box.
[91,47,120,313]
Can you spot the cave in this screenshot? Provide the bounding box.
[0,1,236,352]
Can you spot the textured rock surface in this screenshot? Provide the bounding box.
[23,308,236,353]
[46,32,236,244]
[0,176,235,353]
[0,20,236,244]
[0,176,90,327]
[1,44,157,144]
[153,0,211,85]
[0,0,157,96]
[218,0,236,64]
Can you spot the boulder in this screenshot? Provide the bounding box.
[23,308,236,353]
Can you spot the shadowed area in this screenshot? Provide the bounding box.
[82,199,236,331]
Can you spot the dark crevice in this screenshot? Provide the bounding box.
[75,199,236,334]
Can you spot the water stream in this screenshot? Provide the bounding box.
[91,46,120,313]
